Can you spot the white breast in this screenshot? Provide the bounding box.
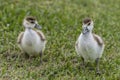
[76,33,103,62]
[21,29,45,56]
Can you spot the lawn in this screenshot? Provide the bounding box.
[0,0,120,80]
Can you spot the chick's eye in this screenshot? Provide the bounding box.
[30,20,35,23]
[88,22,90,26]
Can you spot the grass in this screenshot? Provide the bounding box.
[0,0,120,79]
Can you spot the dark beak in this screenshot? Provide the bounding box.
[35,24,42,29]
[82,27,89,34]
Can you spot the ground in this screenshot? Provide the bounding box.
[0,0,120,80]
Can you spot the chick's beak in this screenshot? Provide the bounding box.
[82,27,89,34]
[35,24,42,29]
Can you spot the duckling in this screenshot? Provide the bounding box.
[75,18,105,75]
[17,16,46,63]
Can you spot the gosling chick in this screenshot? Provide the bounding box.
[75,18,105,75]
[17,16,46,63]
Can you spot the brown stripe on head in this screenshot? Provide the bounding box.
[25,16,36,23]
[83,18,92,24]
